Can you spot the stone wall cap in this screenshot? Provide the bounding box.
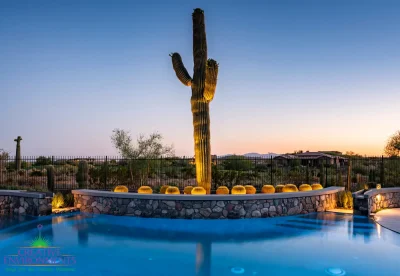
[72,186,344,201]
[0,190,46,198]
[364,187,400,198]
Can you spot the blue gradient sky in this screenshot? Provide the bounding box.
[1,0,399,157]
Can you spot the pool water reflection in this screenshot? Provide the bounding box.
[0,212,399,276]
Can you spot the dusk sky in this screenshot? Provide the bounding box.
[1,0,399,157]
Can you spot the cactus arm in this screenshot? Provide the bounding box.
[170,53,192,86]
[204,59,218,102]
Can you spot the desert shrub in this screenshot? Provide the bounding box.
[299,184,312,191]
[52,192,65,208]
[282,184,298,193]
[165,167,179,178]
[64,193,75,207]
[114,185,128,193]
[56,164,78,176]
[337,191,353,209]
[261,185,275,194]
[245,185,256,194]
[29,169,44,177]
[35,156,52,166]
[182,165,196,179]
[17,169,26,176]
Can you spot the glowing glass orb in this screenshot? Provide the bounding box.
[261,185,275,194]
[184,186,194,194]
[311,183,323,190]
[245,185,256,194]
[231,185,246,195]
[299,184,312,192]
[138,186,153,194]
[216,186,230,195]
[282,184,298,193]
[159,185,170,194]
[165,186,180,194]
[191,187,206,195]
[275,184,284,193]
[376,184,381,189]
[114,185,128,193]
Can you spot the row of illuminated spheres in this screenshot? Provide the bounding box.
[113,183,324,194]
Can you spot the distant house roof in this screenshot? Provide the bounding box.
[274,152,347,160]
[274,154,297,159]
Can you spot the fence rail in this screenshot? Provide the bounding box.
[0,156,399,193]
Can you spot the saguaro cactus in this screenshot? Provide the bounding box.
[46,165,55,192]
[170,8,219,194]
[76,160,89,188]
[14,136,22,170]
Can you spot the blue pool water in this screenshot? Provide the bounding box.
[0,212,399,276]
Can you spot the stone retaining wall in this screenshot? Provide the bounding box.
[72,187,343,219]
[0,191,52,216]
[366,188,400,214]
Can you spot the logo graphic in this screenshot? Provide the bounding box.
[30,224,50,248]
[4,224,77,273]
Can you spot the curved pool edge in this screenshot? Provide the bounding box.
[373,209,400,234]
[72,187,344,219]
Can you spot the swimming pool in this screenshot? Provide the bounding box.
[0,212,399,276]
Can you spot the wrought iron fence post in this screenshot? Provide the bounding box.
[270,156,273,185]
[325,159,328,187]
[380,155,385,187]
[51,156,54,165]
[105,156,108,190]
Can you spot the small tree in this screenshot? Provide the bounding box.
[385,130,400,157]
[35,156,52,166]
[111,129,174,187]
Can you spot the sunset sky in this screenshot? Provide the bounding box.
[1,0,399,157]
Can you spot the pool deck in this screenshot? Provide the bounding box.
[373,208,400,234]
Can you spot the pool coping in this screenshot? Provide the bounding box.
[363,187,400,198]
[0,190,48,199]
[72,186,344,201]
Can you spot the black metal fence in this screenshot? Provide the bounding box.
[0,156,399,193]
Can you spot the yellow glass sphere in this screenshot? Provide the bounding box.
[184,186,194,194]
[282,184,298,193]
[216,186,230,195]
[160,185,170,194]
[275,184,284,193]
[245,185,256,194]
[311,183,323,190]
[191,187,206,195]
[114,185,128,193]
[261,185,275,194]
[165,186,180,194]
[138,186,153,194]
[299,184,312,192]
[231,185,246,195]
